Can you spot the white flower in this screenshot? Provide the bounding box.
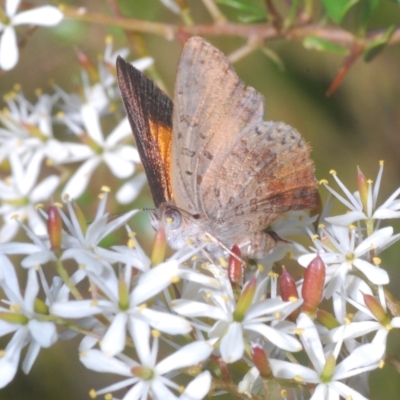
[116,172,147,204]
[0,152,59,241]
[0,90,92,166]
[0,0,63,70]
[323,163,400,226]
[299,225,392,298]
[61,105,140,199]
[325,283,400,349]
[270,313,385,400]
[59,191,139,275]
[80,320,213,400]
[51,261,192,357]
[0,255,57,388]
[172,271,302,363]
[0,221,56,268]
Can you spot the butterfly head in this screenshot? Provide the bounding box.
[150,203,205,251]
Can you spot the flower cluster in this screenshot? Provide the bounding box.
[1,2,400,399]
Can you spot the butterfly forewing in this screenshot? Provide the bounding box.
[172,37,265,217]
[116,56,173,207]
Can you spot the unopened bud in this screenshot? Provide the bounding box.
[302,255,325,315]
[72,202,87,235]
[76,49,99,82]
[317,309,340,330]
[228,245,242,286]
[251,343,272,379]
[320,353,336,382]
[357,167,369,211]
[234,275,257,322]
[151,227,166,266]
[279,266,298,301]
[279,266,300,321]
[363,293,391,326]
[48,205,62,251]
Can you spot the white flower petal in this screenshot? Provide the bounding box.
[156,341,213,374]
[373,209,400,219]
[103,152,134,178]
[51,300,109,318]
[328,381,369,400]
[247,323,302,352]
[62,157,100,199]
[325,211,366,226]
[129,318,151,365]
[220,322,244,363]
[171,299,227,321]
[28,320,57,348]
[140,308,192,334]
[30,175,60,202]
[0,26,18,70]
[151,379,179,400]
[353,259,389,285]
[269,359,318,382]
[355,227,393,255]
[116,173,147,204]
[81,104,104,145]
[6,0,21,17]
[334,343,385,379]
[80,349,133,375]
[21,340,40,374]
[131,56,154,71]
[181,371,211,400]
[296,313,326,372]
[0,354,19,388]
[101,313,128,357]
[106,117,131,146]
[13,6,63,26]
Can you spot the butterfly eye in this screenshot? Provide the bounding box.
[163,208,182,230]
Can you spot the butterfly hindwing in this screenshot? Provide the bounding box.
[116,56,173,207]
[203,121,317,235]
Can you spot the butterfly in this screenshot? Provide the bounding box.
[116,36,317,259]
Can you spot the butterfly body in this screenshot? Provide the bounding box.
[117,37,317,259]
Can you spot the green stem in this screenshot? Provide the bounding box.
[54,259,83,300]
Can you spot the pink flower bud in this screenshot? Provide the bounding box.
[302,255,325,315]
[228,245,242,286]
[251,343,272,379]
[151,226,166,266]
[363,293,391,326]
[48,205,62,251]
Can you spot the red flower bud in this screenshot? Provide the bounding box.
[302,255,325,315]
[251,343,272,379]
[363,293,391,326]
[228,245,243,286]
[279,266,298,301]
[48,205,62,251]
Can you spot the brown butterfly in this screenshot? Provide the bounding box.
[116,36,317,259]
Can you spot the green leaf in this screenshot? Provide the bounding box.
[363,25,396,62]
[360,0,380,28]
[303,37,349,54]
[214,0,267,18]
[261,47,285,71]
[238,14,267,23]
[322,0,360,23]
